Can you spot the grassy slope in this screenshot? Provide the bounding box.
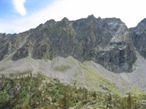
[0,72,146,109]
[0,56,144,96]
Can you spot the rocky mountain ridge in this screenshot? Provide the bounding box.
[130,18,146,59]
[1,15,146,92]
[0,15,140,73]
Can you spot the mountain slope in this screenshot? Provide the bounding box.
[1,15,146,93]
[1,72,146,109]
[0,15,136,73]
[0,56,143,95]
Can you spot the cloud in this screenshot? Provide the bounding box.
[13,0,26,16]
[1,0,146,33]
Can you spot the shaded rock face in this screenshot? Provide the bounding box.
[0,33,27,60]
[0,15,137,73]
[130,18,146,58]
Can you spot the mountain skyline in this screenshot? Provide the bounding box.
[1,15,146,93]
[0,0,146,33]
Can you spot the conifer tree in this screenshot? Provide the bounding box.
[127,92,132,109]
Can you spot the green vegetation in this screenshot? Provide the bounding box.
[54,65,71,72]
[81,63,121,95]
[0,71,146,109]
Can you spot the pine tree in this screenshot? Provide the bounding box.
[106,92,112,108]
[93,91,96,100]
[127,92,132,109]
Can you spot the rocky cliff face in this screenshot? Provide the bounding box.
[130,18,146,59]
[0,15,137,73]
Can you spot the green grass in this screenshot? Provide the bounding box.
[81,63,122,96]
[54,65,71,72]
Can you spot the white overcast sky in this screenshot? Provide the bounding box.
[0,0,146,33]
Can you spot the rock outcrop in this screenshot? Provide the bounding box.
[130,18,146,59]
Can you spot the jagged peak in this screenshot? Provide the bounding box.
[131,18,146,32]
[139,18,146,24]
[104,17,123,23]
[61,17,69,22]
[87,14,96,19]
[86,14,97,21]
[47,19,56,23]
[97,17,102,20]
[136,18,146,27]
[58,17,70,27]
[44,19,56,26]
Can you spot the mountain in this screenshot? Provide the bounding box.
[0,15,136,73]
[0,15,146,93]
[130,18,146,58]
